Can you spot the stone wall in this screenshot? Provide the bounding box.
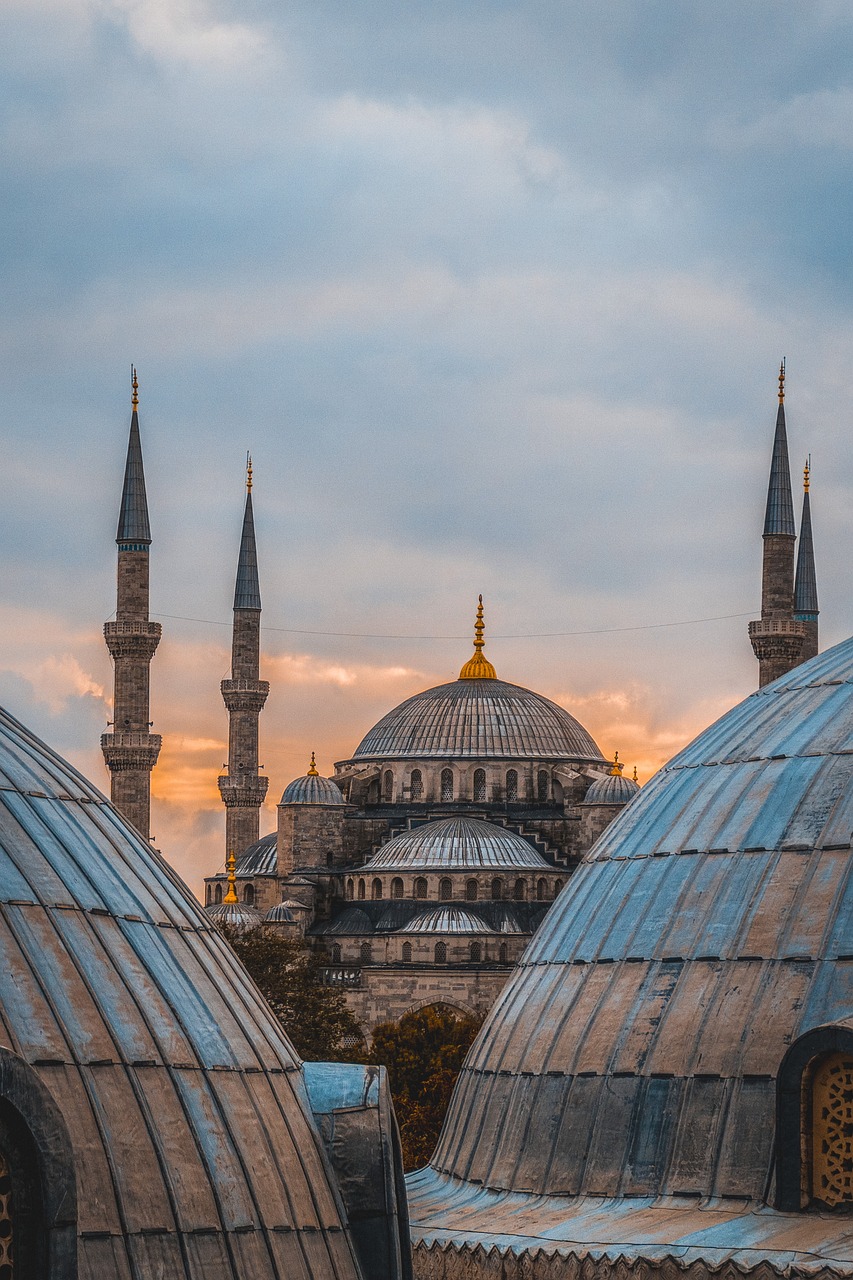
[343,964,512,1029]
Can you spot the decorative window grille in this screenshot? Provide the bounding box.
[391,877,404,899]
[473,768,486,802]
[812,1053,853,1207]
[537,878,546,901]
[514,878,526,902]
[402,941,412,962]
[470,941,482,963]
[466,879,478,901]
[506,769,518,802]
[537,769,549,802]
[441,769,453,801]
[357,879,366,900]
[414,877,428,899]
[434,941,447,964]
[372,878,382,900]
[383,770,393,802]
[360,942,372,964]
[491,877,503,900]
[439,878,453,901]
[410,769,423,800]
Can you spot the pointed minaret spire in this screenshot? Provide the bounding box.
[218,460,269,861]
[459,595,498,680]
[794,457,819,662]
[763,360,796,538]
[101,369,162,838]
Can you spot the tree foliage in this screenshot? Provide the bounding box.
[218,925,364,1061]
[367,1005,483,1171]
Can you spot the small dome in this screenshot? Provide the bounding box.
[364,816,550,871]
[206,899,262,932]
[324,907,373,935]
[398,907,494,935]
[281,756,344,805]
[582,767,640,806]
[236,831,277,874]
[263,902,296,923]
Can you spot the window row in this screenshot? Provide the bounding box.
[330,940,513,965]
[377,767,553,803]
[207,881,256,905]
[345,875,562,901]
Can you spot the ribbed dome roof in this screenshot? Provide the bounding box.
[364,816,550,871]
[398,907,494,934]
[264,902,296,923]
[236,831,277,874]
[206,898,262,931]
[281,766,344,805]
[412,638,853,1259]
[350,678,604,762]
[582,770,640,805]
[0,704,363,1278]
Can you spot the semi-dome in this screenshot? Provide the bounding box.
[582,756,640,805]
[398,907,494,934]
[236,830,277,874]
[206,897,262,931]
[263,901,296,923]
[364,816,551,871]
[0,703,367,1278]
[409,638,853,1272]
[281,753,344,805]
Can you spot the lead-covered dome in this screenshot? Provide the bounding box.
[364,816,550,870]
[409,638,853,1271]
[281,754,344,805]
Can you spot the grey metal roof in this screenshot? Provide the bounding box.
[264,902,296,923]
[763,401,796,536]
[413,635,853,1264]
[324,907,373,935]
[348,678,605,762]
[236,831,277,875]
[116,409,151,545]
[794,486,819,616]
[364,817,550,871]
[206,898,262,931]
[397,907,495,935]
[0,702,363,1278]
[281,772,344,805]
[582,772,640,805]
[233,488,261,610]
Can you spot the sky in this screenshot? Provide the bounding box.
[1,0,853,897]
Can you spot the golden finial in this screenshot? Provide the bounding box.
[609,751,623,777]
[223,851,239,904]
[131,365,139,411]
[804,456,810,493]
[778,358,785,405]
[459,594,497,680]
[633,765,639,783]
[246,451,253,493]
[307,751,319,776]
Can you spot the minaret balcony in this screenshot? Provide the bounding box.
[748,617,805,663]
[104,620,162,662]
[101,731,162,771]
[220,678,270,713]
[218,775,270,807]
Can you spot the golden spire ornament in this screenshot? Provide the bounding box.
[633,765,639,783]
[131,365,139,411]
[459,595,497,680]
[223,851,239,904]
[609,752,623,777]
[307,751,319,776]
[247,452,253,492]
[778,358,785,404]
[804,457,810,493]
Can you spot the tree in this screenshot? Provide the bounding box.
[367,1005,483,1170]
[218,924,364,1061]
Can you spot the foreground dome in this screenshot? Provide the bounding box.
[409,638,853,1274]
[364,816,550,870]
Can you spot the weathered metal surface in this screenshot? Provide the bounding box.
[364,817,551,871]
[408,639,853,1271]
[396,908,498,935]
[349,679,605,762]
[281,773,345,805]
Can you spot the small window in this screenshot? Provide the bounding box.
[441,768,453,801]
[491,877,502,901]
[410,769,423,801]
[360,942,372,964]
[383,770,393,802]
[506,768,518,802]
[414,877,428,900]
[553,879,562,898]
[346,877,354,900]
[372,877,383,900]
[434,941,447,964]
[465,878,478,902]
[537,769,549,802]
[473,768,486,802]
[499,942,508,963]
[391,877,404,899]
[439,877,453,901]
[357,878,366,900]
[402,941,412,962]
[514,878,526,902]
[470,941,481,963]
[332,943,342,963]
[214,883,223,904]
[243,883,255,905]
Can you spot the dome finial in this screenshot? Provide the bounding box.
[131,364,139,411]
[609,751,623,777]
[778,357,785,404]
[307,751,318,776]
[804,455,810,493]
[246,451,253,493]
[633,764,639,783]
[459,595,497,680]
[223,851,239,904]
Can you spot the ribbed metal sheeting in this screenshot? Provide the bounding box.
[350,679,604,761]
[236,832,278,875]
[280,774,344,805]
[581,773,639,805]
[0,705,362,1280]
[364,817,550,871]
[398,908,496,935]
[416,638,853,1234]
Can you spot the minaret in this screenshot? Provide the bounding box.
[101,369,162,838]
[218,458,269,858]
[794,459,819,662]
[748,361,805,687]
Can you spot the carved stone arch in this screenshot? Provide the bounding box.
[777,1022,853,1210]
[0,1046,77,1278]
[402,997,478,1021]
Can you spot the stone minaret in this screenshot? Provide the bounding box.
[794,459,819,662]
[218,460,269,858]
[748,361,805,687]
[101,369,162,838]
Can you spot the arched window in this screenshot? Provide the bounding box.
[371,877,383,900]
[214,883,223,904]
[777,1027,853,1210]
[499,942,508,963]
[513,878,526,902]
[383,770,393,802]
[243,883,255,905]
[553,879,562,898]
[473,768,486,802]
[537,877,547,901]
[357,878,366,900]
[466,878,478,901]
[360,942,372,964]
[402,941,412,962]
[434,941,447,964]
[537,768,550,802]
[470,941,481,963]
[414,877,428,900]
[506,768,518,802]
[439,877,453,901]
[346,878,354,900]
[491,877,503,900]
[410,769,423,801]
[441,768,453,801]
[332,943,342,963]
[391,877,403,899]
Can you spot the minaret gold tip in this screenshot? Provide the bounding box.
[131,365,139,411]
[633,765,639,783]
[609,752,623,777]
[804,456,810,493]
[307,751,319,776]
[223,851,239,904]
[778,358,785,405]
[247,452,253,493]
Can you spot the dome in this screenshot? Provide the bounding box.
[0,703,365,1278]
[582,764,640,805]
[263,902,296,923]
[281,755,344,805]
[364,816,551,871]
[206,898,262,931]
[324,907,373,935]
[409,638,853,1269]
[236,830,277,874]
[398,907,494,934]
[349,678,604,762]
